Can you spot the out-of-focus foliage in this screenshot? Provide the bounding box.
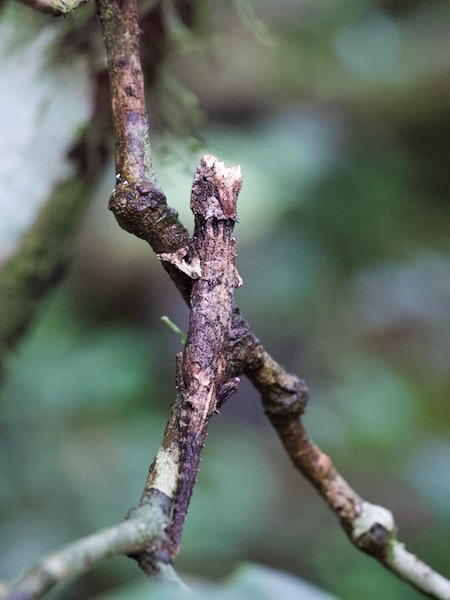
[92,563,339,600]
[0,2,93,261]
[1,0,450,599]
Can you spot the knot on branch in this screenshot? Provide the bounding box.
[109,179,188,253]
[261,373,308,421]
[351,501,396,557]
[245,351,308,419]
[109,179,166,237]
[262,377,308,420]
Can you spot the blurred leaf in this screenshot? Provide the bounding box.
[226,563,339,600]
[308,356,420,454]
[93,563,339,600]
[180,427,282,558]
[406,439,450,517]
[335,12,403,83]
[2,315,154,418]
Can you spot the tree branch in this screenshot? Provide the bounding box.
[17,0,89,16]
[6,0,449,598]
[125,155,242,575]
[258,356,450,600]
[97,0,192,304]
[152,155,242,557]
[1,500,170,600]
[0,180,91,380]
[95,0,450,598]
[1,154,244,599]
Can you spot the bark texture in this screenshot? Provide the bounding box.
[2,1,449,599]
[143,155,243,557]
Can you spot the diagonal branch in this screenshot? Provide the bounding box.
[2,501,171,600]
[8,1,448,599]
[258,357,450,600]
[151,155,242,557]
[0,180,91,381]
[96,1,450,598]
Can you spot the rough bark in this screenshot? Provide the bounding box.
[141,155,242,559]
[2,1,449,599]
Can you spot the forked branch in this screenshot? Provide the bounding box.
[1,154,242,599]
[2,0,449,598]
[96,0,450,596]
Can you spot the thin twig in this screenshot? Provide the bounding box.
[97,0,192,303]
[253,351,450,600]
[2,502,170,600]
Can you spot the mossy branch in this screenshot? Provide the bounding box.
[0,179,90,379]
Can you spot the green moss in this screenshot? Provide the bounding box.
[0,179,91,365]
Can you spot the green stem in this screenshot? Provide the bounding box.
[161,316,187,345]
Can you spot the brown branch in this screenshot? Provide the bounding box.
[257,355,450,600]
[97,0,192,303]
[8,0,447,598]
[95,1,450,598]
[138,155,242,563]
[95,0,266,376]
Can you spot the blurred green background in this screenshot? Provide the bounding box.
[1,0,449,598]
